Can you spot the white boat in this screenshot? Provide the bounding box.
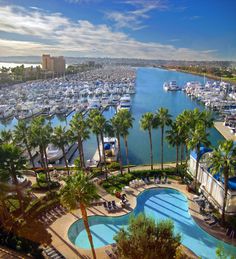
[46,144,70,162]
[163,81,181,91]
[117,94,131,111]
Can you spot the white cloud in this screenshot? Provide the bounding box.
[0,5,217,60]
[106,0,166,30]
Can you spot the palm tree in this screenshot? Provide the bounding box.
[70,113,90,170]
[209,140,236,224]
[119,110,134,173]
[111,113,124,174]
[88,109,102,171]
[29,116,52,182]
[188,122,210,192]
[60,172,98,259]
[156,107,172,170]
[14,120,35,168]
[176,110,194,163]
[200,110,214,130]
[166,122,182,174]
[140,112,155,170]
[0,143,26,211]
[52,126,71,176]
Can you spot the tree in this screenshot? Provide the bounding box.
[156,107,172,170]
[209,140,236,224]
[29,116,52,182]
[166,122,182,174]
[88,109,103,171]
[140,112,155,170]
[187,122,210,192]
[0,129,13,144]
[70,113,90,170]
[0,143,26,211]
[14,120,35,168]
[52,125,71,176]
[114,213,181,259]
[119,110,134,173]
[111,113,124,175]
[60,172,98,259]
[175,111,192,165]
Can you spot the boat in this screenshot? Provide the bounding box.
[163,81,181,91]
[86,137,118,167]
[117,94,131,111]
[103,137,118,163]
[46,144,70,163]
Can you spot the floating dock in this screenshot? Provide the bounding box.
[214,121,236,141]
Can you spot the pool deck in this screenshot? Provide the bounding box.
[44,168,236,259]
[214,121,236,141]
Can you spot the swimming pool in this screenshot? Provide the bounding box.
[68,188,236,258]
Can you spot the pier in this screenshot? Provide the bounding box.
[214,121,236,141]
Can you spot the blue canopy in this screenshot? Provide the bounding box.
[190,145,212,160]
[214,173,236,191]
[104,143,111,150]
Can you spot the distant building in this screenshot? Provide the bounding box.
[42,54,65,75]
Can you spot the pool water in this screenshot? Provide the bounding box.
[68,188,236,258]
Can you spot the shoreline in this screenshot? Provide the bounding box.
[167,68,236,85]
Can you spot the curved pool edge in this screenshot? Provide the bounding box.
[67,184,236,254]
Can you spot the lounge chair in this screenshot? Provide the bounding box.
[112,200,118,210]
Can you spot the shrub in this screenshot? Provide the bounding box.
[108,162,120,170]
[114,213,181,259]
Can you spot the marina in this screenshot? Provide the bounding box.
[0,67,232,165]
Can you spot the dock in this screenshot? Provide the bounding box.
[214,121,236,141]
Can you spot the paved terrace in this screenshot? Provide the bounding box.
[43,164,236,259]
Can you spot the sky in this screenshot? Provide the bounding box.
[0,0,235,61]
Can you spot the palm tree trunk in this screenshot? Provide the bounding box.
[148,129,153,170]
[43,148,51,192]
[180,144,184,166]
[77,137,83,169]
[43,148,51,181]
[81,140,85,169]
[185,143,188,165]
[176,145,179,174]
[222,171,229,224]
[161,126,164,170]
[117,134,123,175]
[39,146,46,169]
[80,203,96,259]
[101,132,108,179]
[25,142,35,168]
[96,134,102,172]
[62,146,70,176]
[195,145,200,193]
[124,135,130,173]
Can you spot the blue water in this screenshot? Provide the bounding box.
[68,188,236,258]
[0,68,224,164]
